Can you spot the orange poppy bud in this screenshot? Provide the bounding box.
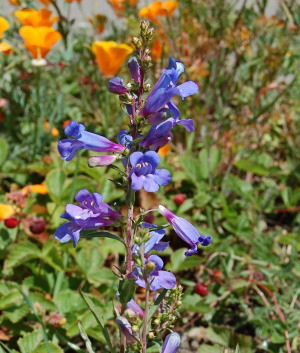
[51,127,59,137]
[139,1,178,24]
[63,120,71,129]
[92,41,133,77]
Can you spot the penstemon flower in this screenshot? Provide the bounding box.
[55,190,120,247]
[158,205,212,256]
[58,121,125,161]
[129,151,171,192]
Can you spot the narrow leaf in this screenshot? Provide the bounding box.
[80,231,125,245]
[78,321,96,353]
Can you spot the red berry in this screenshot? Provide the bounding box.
[173,193,187,206]
[4,217,19,229]
[194,282,208,297]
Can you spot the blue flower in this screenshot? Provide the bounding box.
[140,58,199,118]
[140,117,194,150]
[132,227,169,255]
[132,254,176,291]
[161,333,181,353]
[117,130,134,148]
[54,189,121,247]
[158,205,212,256]
[109,77,129,94]
[126,300,144,318]
[129,151,171,192]
[58,121,124,161]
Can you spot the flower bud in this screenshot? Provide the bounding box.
[132,37,142,49]
[145,260,156,273]
[88,155,117,167]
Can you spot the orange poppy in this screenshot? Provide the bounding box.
[15,9,58,27]
[139,1,178,24]
[92,41,133,77]
[88,14,107,34]
[109,0,138,16]
[63,120,71,129]
[38,0,52,5]
[0,17,9,39]
[8,0,20,5]
[65,0,82,3]
[158,144,171,157]
[0,42,13,55]
[22,183,48,195]
[19,26,62,59]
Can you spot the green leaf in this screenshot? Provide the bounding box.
[81,231,125,245]
[80,291,114,353]
[199,148,209,179]
[0,138,8,166]
[32,342,63,353]
[4,242,40,271]
[118,278,135,305]
[18,329,43,353]
[78,321,96,353]
[234,159,269,176]
[45,169,66,202]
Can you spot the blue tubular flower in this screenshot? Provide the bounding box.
[55,189,121,247]
[117,130,133,148]
[140,58,199,118]
[109,77,129,94]
[129,151,171,192]
[140,117,194,150]
[116,316,135,343]
[132,254,176,291]
[158,205,212,256]
[58,121,125,161]
[162,333,181,353]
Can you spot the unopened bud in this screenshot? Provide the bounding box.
[132,325,139,332]
[144,48,150,56]
[144,83,151,91]
[140,20,149,32]
[145,260,156,273]
[177,300,182,306]
[154,319,160,325]
[132,37,142,49]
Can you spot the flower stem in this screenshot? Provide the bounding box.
[141,285,150,353]
[125,201,134,275]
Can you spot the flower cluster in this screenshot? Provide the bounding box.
[55,21,211,352]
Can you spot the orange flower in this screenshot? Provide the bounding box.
[0,17,9,39]
[109,0,138,16]
[63,120,71,129]
[51,127,59,137]
[0,204,15,221]
[15,9,58,27]
[22,183,48,195]
[19,26,62,59]
[38,0,52,5]
[152,38,162,60]
[158,144,171,157]
[0,42,13,55]
[92,41,133,77]
[139,1,178,24]
[88,14,107,34]
[8,0,20,5]
[65,0,82,3]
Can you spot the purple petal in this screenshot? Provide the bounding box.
[126,300,144,318]
[176,81,199,99]
[143,175,159,192]
[129,152,143,167]
[144,229,165,253]
[58,139,84,161]
[176,119,194,132]
[128,57,141,84]
[152,242,169,252]
[148,255,164,270]
[131,173,145,190]
[162,332,181,353]
[150,270,176,291]
[154,169,171,186]
[167,101,180,119]
[109,77,129,94]
[141,87,178,117]
[171,216,200,247]
[75,189,92,203]
[144,151,160,169]
[54,222,81,248]
[65,121,85,138]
